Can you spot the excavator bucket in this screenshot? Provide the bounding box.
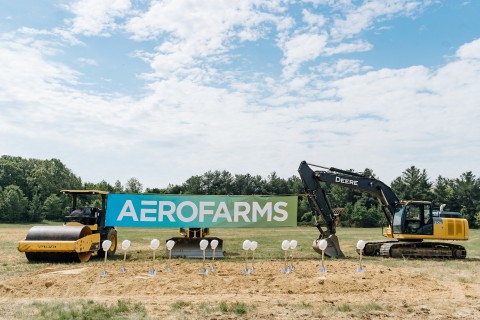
[166,237,224,259]
[312,235,345,258]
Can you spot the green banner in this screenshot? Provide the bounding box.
[106,194,297,228]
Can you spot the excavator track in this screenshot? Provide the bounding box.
[378,241,466,259]
[356,240,398,256]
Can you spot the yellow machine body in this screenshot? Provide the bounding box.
[18,190,116,263]
[383,217,469,241]
[178,227,210,238]
[18,226,100,253]
[375,200,469,258]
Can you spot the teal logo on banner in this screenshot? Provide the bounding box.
[106,194,298,228]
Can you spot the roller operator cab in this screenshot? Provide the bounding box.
[18,190,117,263]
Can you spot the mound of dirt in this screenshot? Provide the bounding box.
[1,258,479,319]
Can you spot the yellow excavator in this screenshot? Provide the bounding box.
[18,190,117,262]
[298,161,469,259]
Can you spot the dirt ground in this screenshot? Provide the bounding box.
[1,225,479,319]
[1,256,479,319]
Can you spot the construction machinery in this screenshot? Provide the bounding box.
[18,190,117,262]
[167,228,224,258]
[298,161,469,259]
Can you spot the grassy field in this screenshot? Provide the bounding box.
[3,223,479,266]
[2,224,479,319]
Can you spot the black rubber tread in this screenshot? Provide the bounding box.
[379,241,467,259]
[25,252,83,262]
[358,240,398,256]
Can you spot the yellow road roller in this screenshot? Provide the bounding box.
[18,190,117,262]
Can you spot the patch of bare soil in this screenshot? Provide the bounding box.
[1,258,479,319]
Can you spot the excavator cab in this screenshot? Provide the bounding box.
[392,201,433,235]
[391,200,468,243]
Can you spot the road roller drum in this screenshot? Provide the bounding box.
[25,225,91,241]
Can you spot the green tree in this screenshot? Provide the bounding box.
[215,170,234,194]
[391,166,432,200]
[28,194,45,222]
[113,180,124,193]
[231,174,264,195]
[84,180,113,192]
[297,196,311,223]
[0,185,29,222]
[27,158,82,202]
[182,175,203,194]
[432,176,454,209]
[125,177,143,193]
[338,203,354,227]
[286,175,303,194]
[0,159,26,189]
[347,201,384,228]
[265,172,290,195]
[42,194,64,221]
[450,172,480,228]
[0,156,34,198]
[199,170,234,194]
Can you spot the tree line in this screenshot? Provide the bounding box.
[0,155,479,228]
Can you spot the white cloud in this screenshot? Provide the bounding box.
[77,57,97,66]
[275,1,429,78]
[456,38,480,60]
[0,39,79,102]
[281,32,328,77]
[125,1,283,79]
[330,0,426,41]
[315,59,372,78]
[324,39,373,55]
[67,0,132,36]
[302,9,327,28]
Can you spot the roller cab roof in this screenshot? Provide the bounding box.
[60,190,109,195]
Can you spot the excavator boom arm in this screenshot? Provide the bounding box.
[299,161,398,228]
[298,161,400,258]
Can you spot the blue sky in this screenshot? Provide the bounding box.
[1,0,479,190]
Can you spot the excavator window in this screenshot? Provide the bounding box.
[392,205,404,234]
[393,203,434,235]
[416,204,433,235]
[402,203,434,235]
[404,205,421,233]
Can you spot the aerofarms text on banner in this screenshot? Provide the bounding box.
[106,194,298,228]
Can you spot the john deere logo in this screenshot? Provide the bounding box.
[335,176,359,186]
